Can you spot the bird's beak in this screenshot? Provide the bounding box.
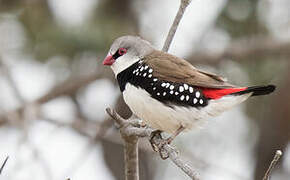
[103,54,115,66]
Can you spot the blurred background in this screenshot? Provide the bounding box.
[0,0,289,179]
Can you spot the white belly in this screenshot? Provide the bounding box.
[123,83,251,134]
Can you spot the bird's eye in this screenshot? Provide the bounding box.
[118,48,127,56]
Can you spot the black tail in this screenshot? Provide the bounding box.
[232,85,276,96]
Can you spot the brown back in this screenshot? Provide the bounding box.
[144,50,236,89]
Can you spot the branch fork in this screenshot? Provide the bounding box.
[106,108,200,180]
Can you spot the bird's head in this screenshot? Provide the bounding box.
[103,36,154,75]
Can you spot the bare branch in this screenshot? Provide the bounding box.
[163,145,200,179]
[262,150,283,180]
[162,0,192,52]
[106,108,200,180]
[0,156,9,175]
[106,108,140,180]
[123,136,139,180]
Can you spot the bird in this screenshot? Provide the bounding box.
[103,35,275,144]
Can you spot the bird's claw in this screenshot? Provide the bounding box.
[150,130,171,160]
[150,130,162,152]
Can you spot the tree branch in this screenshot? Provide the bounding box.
[124,136,139,180]
[106,108,200,180]
[106,108,140,180]
[262,150,283,180]
[162,145,200,179]
[162,0,192,52]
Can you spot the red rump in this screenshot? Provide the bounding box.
[201,87,247,99]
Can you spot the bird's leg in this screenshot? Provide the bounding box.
[165,125,185,144]
[150,126,185,160]
[150,130,163,152]
[157,125,185,159]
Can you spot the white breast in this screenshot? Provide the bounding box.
[123,83,251,134]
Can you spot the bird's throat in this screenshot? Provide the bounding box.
[116,61,140,92]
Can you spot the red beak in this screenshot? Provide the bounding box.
[103,55,115,66]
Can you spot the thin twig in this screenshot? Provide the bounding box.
[162,0,192,52]
[163,145,199,179]
[0,156,9,175]
[262,150,283,180]
[106,108,200,180]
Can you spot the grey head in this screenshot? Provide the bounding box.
[103,35,154,75]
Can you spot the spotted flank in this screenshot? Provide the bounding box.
[117,60,208,108]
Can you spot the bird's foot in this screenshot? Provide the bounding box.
[150,130,174,160]
[150,130,162,152]
[158,139,171,160]
[150,126,185,160]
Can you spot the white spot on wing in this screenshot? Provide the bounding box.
[184,84,189,90]
[196,91,200,98]
[166,83,170,88]
[149,69,153,73]
[189,87,193,93]
[180,95,185,101]
[199,99,203,104]
[161,83,166,87]
[144,65,148,70]
[179,86,184,92]
[170,85,174,90]
[163,92,166,96]
[175,92,179,95]
[143,73,147,77]
[148,74,152,78]
[153,78,158,82]
[157,92,160,96]
[193,98,197,104]
[170,90,174,94]
[186,95,189,101]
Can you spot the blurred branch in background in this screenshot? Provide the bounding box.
[188,36,290,65]
[0,156,9,175]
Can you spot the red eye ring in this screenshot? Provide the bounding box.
[118,48,127,55]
